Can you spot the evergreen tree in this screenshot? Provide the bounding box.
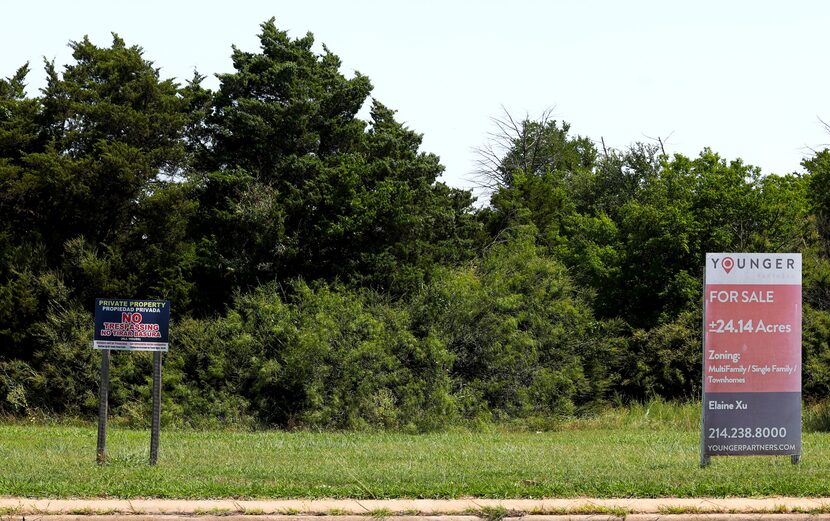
[192,19,477,310]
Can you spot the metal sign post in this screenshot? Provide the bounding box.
[93,298,170,466]
[150,351,162,465]
[701,253,802,466]
[96,348,110,465]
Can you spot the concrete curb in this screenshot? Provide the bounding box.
[3,498,830,516]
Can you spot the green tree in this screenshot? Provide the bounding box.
[0,64,56,361]
[0,64,42,226]
[0,35,198,377]
[15,35,195,306]
[474,109,596,191]
[192,19,477,310]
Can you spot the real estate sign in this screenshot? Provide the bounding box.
[93,298,170,351]
[701,253,801,463]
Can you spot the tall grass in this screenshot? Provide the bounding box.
[804,401,830,433]
[7,398,830,433]
[560,399,701,431]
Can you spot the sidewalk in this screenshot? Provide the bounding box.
[3,497,830,516]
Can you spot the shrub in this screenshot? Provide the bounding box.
[412,227,619,420]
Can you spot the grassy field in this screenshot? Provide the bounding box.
[3,402,830,498]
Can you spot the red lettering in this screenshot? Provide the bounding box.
[121,312,143,323]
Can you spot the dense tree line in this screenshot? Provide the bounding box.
[1,20,829,429]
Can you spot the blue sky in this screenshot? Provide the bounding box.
[3,1,829,197]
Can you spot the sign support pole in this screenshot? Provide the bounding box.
[96,348,110,465]
[700,269,710,468]
[150,351,162,465]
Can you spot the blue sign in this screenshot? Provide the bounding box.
[94,299,170,351]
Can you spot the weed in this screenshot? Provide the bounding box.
[68,507,121,515]
[369,508,394,519]
[543,505,630,517]
[478,506,508,521]
[658,506,704,515]
[194,507,232,515]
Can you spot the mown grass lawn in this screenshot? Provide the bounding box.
[2,414,830,498]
